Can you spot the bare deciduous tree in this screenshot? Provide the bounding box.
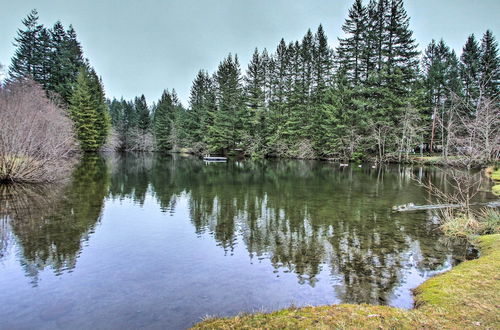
[368,121,393,163]
[444,95,500,168]
[0,79,76,182]
[397,106,425,162]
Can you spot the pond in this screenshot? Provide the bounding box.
[0,154,488,329]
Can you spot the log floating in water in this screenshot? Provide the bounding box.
[392,201,500,212]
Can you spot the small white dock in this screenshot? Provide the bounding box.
[203,156,227,162]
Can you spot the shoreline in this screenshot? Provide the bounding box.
[110,150,496,167]
[192,234,500,329]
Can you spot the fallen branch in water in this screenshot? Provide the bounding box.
[392,201,500,212]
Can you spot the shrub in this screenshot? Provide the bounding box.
[0,80,76,182]
[440,209,482,239]
[479,209,500,234]
[440,208,500,238]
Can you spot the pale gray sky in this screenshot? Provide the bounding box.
[1,0,499,106]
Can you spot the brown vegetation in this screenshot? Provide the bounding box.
[0,79,75,183]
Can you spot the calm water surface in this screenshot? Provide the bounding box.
[0,154,487,329]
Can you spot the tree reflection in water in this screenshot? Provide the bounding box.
[1,153,478,303]
[0,155,108,285]
[107,154,476,304]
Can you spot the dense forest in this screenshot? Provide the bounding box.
[4,0,500,164]
[108,0,499,163]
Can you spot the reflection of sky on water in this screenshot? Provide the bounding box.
[0,154,481,329]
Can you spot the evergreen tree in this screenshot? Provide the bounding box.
[120,99,138,149]
[374,0,389,73]
[206,54,245,154]
[8,10,46,83]
[47,21,68,93]
[267,39,290,149]
[9,11,85,103]
[422,39,462,153]
[460,34,481,107]
[69,69,99,151]
[49,23,85,103]
[88,67,111,147]
[108,98,122,127]
[186,70,214,145]
[384,0,419,86]
[360,0,378,81]
[310,25,334,153]
[135,95,151,134]
[244,48,267,155]
[312,24,333,98]
[479,30,500,100]
[261,48,272,107]
[81,0,491,160]
[37,27,52,88]
[300,29,315,101]
[282,41,302,143]
[170,89,189,148]
[336,0,367,85]
[154,90,176,151]
[123,99,138,131]
[68,67,110,151]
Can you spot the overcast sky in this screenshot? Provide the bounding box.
[1,0,499,106]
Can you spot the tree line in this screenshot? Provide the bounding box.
[5,2,499,163]
[108,0,499,163]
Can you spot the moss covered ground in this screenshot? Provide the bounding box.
[193,235,500,329]
[489,167,500,196]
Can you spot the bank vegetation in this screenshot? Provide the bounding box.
[0,80,75,183]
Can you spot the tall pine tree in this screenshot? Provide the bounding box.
[206,54,245,154]
[479,30,500,100]
[8,10,46,83]
[135,95,151,134]
[244,48,267,156]
[460,34,481,108]
[336,0,366,85]
[154,90,176,151]
[69,69,100,151]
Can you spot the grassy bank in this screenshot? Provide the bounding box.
[193,235,500,329]
[486,166,500,196]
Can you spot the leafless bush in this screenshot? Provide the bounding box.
[101,127,121,152]
[338,129,362,161]
[240,133,266,158]
[415,168,483,214]
[455,97,500,165]
[294,139,316,159]
[191,141,208,155]
[397,106,425,161]
[368,121,393,163]
[126,128,154,151]
[0,79,76,182]
[413,168,491,238]
[274,139,316,159]
[438,95,500,168]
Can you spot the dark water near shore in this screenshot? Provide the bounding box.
[0,154,490,329]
